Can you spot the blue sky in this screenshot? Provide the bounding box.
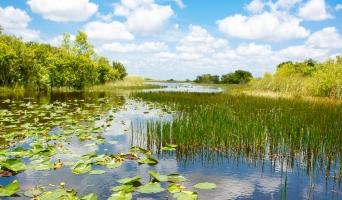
[1,0,342,79]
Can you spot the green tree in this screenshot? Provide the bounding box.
[112,61,127,80]
[221,70,253,84]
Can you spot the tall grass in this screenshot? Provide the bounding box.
[133,91,342,178]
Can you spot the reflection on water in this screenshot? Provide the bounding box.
[145,82,223,93]
[0,87,341,199]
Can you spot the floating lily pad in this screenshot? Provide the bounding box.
[136,182,165,194]
[193,182,216,190]
[80,193,98,200]
[1,159,26,172]
[148,170,168,182]
[167,183,185,193]
[117,176,141,185]
[173,191,198,200]
[106,160,123,169]
[111,185,133,193]
[108,191,132,200]
[39,188,77,200]
[24,186,44,198]
[167,173,187,183]
[137,156,158,165]
[162,144,178,151]
[89,170,106,175]
[71,161,92,174]
[0,180,20,197]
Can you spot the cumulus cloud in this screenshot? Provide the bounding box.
[336,4,342,11]
[84,21,134,41]
[114,0,174,33]
[27,0,98,22]
[217,12,310,41]
[306,27,342,49]
[0,6,40,41]
[101,41,168,53]
[174,0,186,9]
[298,0,332,21]
[245,0,265,13]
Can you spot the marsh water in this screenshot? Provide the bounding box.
[0,83,341,200]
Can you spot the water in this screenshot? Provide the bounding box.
[145,82,223,93]
[0,84,341,199]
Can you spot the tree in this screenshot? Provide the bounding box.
[221,70,253,84]
[194,74,220,84]
[112,61,127,80]
[61,32,71,51]
[0,25,3,34]
[73,31,95,58]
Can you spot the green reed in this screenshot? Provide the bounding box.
[133,92,342,179]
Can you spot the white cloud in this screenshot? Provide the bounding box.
[336,4,342,11]
[84,21,134,41]
[306,27,342,49]
[278,45,329,60]
[27,0,98,22]
[0,6,40,41]
[273,0,302,10]
[101,41,168,53]
[217,12,310,41]
[114,0,174,33]
[299,0,331,21]
[245,0,265,13]
[48,34,76,47]
[174,0,186,9]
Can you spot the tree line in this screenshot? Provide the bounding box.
[0,29,127,90]
[194,70,253,84]
[251,57,342,99]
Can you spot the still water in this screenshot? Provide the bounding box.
[0,83,341,199]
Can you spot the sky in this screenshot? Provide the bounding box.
[1,0,342,80]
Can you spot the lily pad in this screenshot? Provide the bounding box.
[193,182,216,190]
[1,159,26,172]
[173,191,198,200]
[89,170,106,175]
[80,193,98,200]
[111,185,133,193]
[0,180,20,197]
[148,170,168,182]
[71,161,92,174]
[162,144,178,151]
[168,183,185,193]
[167,173,187,183]
[39,188,77,200]
[106,160,123,169]
[108,191,132,200]
[137,156,158,165]
[117,176,141,185]
[24,186,44,197]
[136,182,165,194]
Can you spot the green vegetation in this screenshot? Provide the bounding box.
[194,70,253,84]
[134,91,342,178]
[0,31,127,90]
[251,56,342,99]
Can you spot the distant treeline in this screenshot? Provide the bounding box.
[251,57,342,99]
[0,30,127,90]
[194,70,253,84]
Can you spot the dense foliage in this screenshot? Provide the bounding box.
[194,70,253,84]
[251,57,342,99]
[0,31,127,90]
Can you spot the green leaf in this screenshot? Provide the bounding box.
[173,191,198,200]
[167,173,187,183]
[111,185,133,193]
[148,170,168,182]
[24,186,44,197]
[167,184,184,193]
[39,188,78,200]
[108,191,132,200]
[89,170,106,175]
[80,193,98,200]
[136,182,165,194]
[162,144,177,151]
[106,160,122,169]
[117,176,141,185]
[1,159,26,172]
[193,182,216,190]
[0,180,20,197]
[137,156,158,165]
[71,161,92,174]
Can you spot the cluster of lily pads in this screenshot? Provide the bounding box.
[0,97,216,199]
[1,145,216,199]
